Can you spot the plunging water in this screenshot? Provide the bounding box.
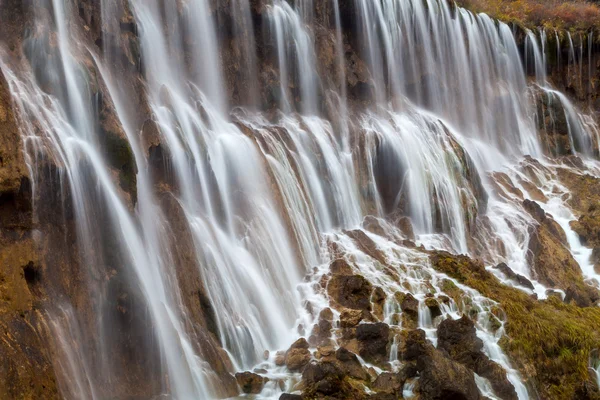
[1,0,599,398]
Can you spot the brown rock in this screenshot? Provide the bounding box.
[372,372,404,394]
[356,323,390,365]
[399,292,419,318]
[285,344,311,371]
[424,297,442,319]
[340,308,364,327]
[327,274,373,311]
[524,199,597,306]
[235,371,266,394]
[402,329,480,400]
[493,262,535,290]
[329,259,353,275]
[335,347,370,381]
[437,316,517,400]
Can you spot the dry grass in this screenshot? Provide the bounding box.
[457,0,600,31]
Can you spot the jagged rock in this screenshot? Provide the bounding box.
[302,361,345,396]
[571,204,600,247]
[335,347,370,381]
[401,329,480,400]
[327,273,373,311]
[524,199,597,306]
[279,394,302,400]
[372,372,404,394]
[437,315,517,400]
[493,262,535,290]
[344,229,388,264]
[399,292,419,317]
[285,339,311,371]
[371,286,386,320]
[424,297,442,319]
[301,359,368,399]
[356,322,390,365]
[340,308,365,327]
[329,259,353,275]
[235,371,266,394]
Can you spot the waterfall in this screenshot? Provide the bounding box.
[0,0,599,398]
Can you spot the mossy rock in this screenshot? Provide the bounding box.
[430,250,600,399]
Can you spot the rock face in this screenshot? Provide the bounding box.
[0,70,60,399]
[356,323,390,365]
[524,199,597,306]
[235,371,266,394]
[493,262,535,290]
[402,329,480,400]
[285,338,312,371]
[327,273,373,311]
[438,316,517,400]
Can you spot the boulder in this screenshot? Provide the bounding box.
[372,372,404,394]
[327,274,373,311]
[493,262,535,290]
[340,308,365,327]
[402,329,480,400]
[329,259,353,275]
[235,371,266,394]
[335,347,370,381]
[437,316,517,400]
[356,323,390,365]
[399,292,419,317]
[424,297,442,319]
[279,394,302,400]
[285,338,311,371]
[524,199,597,306]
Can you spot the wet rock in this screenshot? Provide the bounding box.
[235,371,266,394]
[356,322,390,365]
[344,229,388,264]
[493,262,535,290]
[437,316,517,400]
[424,297,442,319]
[402,329,480,400]
[275,351,286,366]
[319,307,334,321]
[285,339,311,371]
[302,361,344,396]
[371,286,386,320]
[340,308,365,327]
[363,215,388,237]
[328,273,373,311]
[372,372,404,394]
[399,292,419,318]
[279,394,302,400]
[392,215,416,241]
[524,199,597,306]
[335,347,370,381]
[329,258,353,275]
[571,204,600,247]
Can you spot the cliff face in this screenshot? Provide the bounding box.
[0,0,600,399]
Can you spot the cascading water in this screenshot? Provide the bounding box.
[1,0,599,398]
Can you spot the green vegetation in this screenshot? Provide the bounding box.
[430,251,600,399]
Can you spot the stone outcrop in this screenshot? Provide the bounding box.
[401,329,480,400]
[524,199,598,306]
[438,315,517,400]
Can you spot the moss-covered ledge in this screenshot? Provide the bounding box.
[430,251,600,399]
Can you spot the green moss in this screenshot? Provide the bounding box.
[430,251,600,399]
